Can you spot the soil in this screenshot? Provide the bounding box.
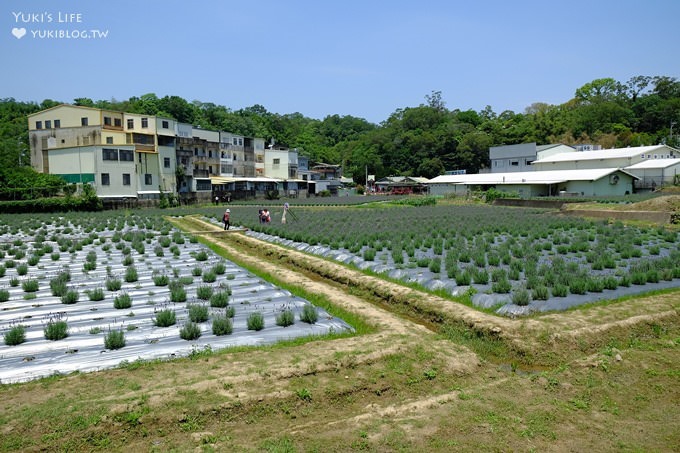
[565,194,680,212]
[0,215,678,452]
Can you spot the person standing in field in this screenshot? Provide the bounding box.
[282,202,289,224]
[222,209,230,230]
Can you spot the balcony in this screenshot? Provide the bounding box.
[135,144,156,153]
[193,169,209,178]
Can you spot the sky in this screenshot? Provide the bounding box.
[2,0,679,124]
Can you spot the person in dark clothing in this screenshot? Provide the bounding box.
[222,209,230,230]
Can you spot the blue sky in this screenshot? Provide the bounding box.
[3,0,679,124]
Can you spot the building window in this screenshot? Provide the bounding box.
[238,138,243,146]
[273,158,280,167]
[127,118,134,129]
[103,148,119,161]
[138,153,142,163]
[114,118,122,127]
[106,137,113,144]
[54,119,61,128]
[122,173,131,186]
[101,173,110,185]
[45,120,51,129]
[164,157,170,168]
[144,174,152,185]
[141,118,148,128]
[81,117,88,126]
[104,117,111,126]
[162,120,169,129]
[233,138,238,145]
[510,160,519,166]
[196,179,211,191]
[36,121,42,129]
[120,149,133,161]
[209,151,213,158]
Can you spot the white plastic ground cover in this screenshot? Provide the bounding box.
[0,223,353,384]
[246,230,680,316]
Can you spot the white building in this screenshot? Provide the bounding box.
[489,143,575,173]
[428,168,638,198]
[531,145,677,171]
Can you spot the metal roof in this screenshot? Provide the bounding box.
[625,158,680,170]
[532,145,673,164]
[428,168,638,185]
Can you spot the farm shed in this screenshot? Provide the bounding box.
[624,158,680,190]
[374,176,428,194]
[530,145,677,171]
[427,168,638,197]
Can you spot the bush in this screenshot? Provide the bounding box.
[586,278,604,293]
[170,285,187,303]
[86,287,105,301]
[50,277,68,297]
[202,270,217,283]
[551,284,568,297]
[4,325,26,346]
[44,320,68,341]
[300,304,318,324]
[603,276,619,290]
[275,309,295,327]
[61,289,79,304]
[212,262,227,275]
[105,277,122,291]
[196,285,214,300]
[16,263,29,276]
[363,248,376,261]
[154,309,176,327]
[247,311,265,331]
[569,279,587,295]
[531,285,550,301]
[124,266,138,283]
[180,322,202,340]
[0,289,9,302]
[428,257,441,273]
[512,287,531,306]
[212,315,233,336]
[195,250,209,261]
[455,270,472,286]
[153,274,169,286]
[191,266,203,276]
[114,292,132,309]
[491,278,512,294]
[104,329,126,350]
[188,304,209,323]
[226,306,236,318]
[210,290,231,308]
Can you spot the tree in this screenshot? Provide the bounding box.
[417,157,445,179]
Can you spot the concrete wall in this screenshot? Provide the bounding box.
[562,174,634,197]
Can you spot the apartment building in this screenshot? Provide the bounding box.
[27,104,298,202]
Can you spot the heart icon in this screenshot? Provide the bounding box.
[12,27,26,39]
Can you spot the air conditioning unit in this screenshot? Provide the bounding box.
[609,174,620,185]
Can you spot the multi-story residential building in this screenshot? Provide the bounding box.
[27,104,304,203]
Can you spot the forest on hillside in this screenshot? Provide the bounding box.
[1,75,679,186]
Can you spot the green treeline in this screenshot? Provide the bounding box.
[1,75,679,187]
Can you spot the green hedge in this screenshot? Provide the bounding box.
[0,196,102,213]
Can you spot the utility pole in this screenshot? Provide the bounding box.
[671,121,676,145]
